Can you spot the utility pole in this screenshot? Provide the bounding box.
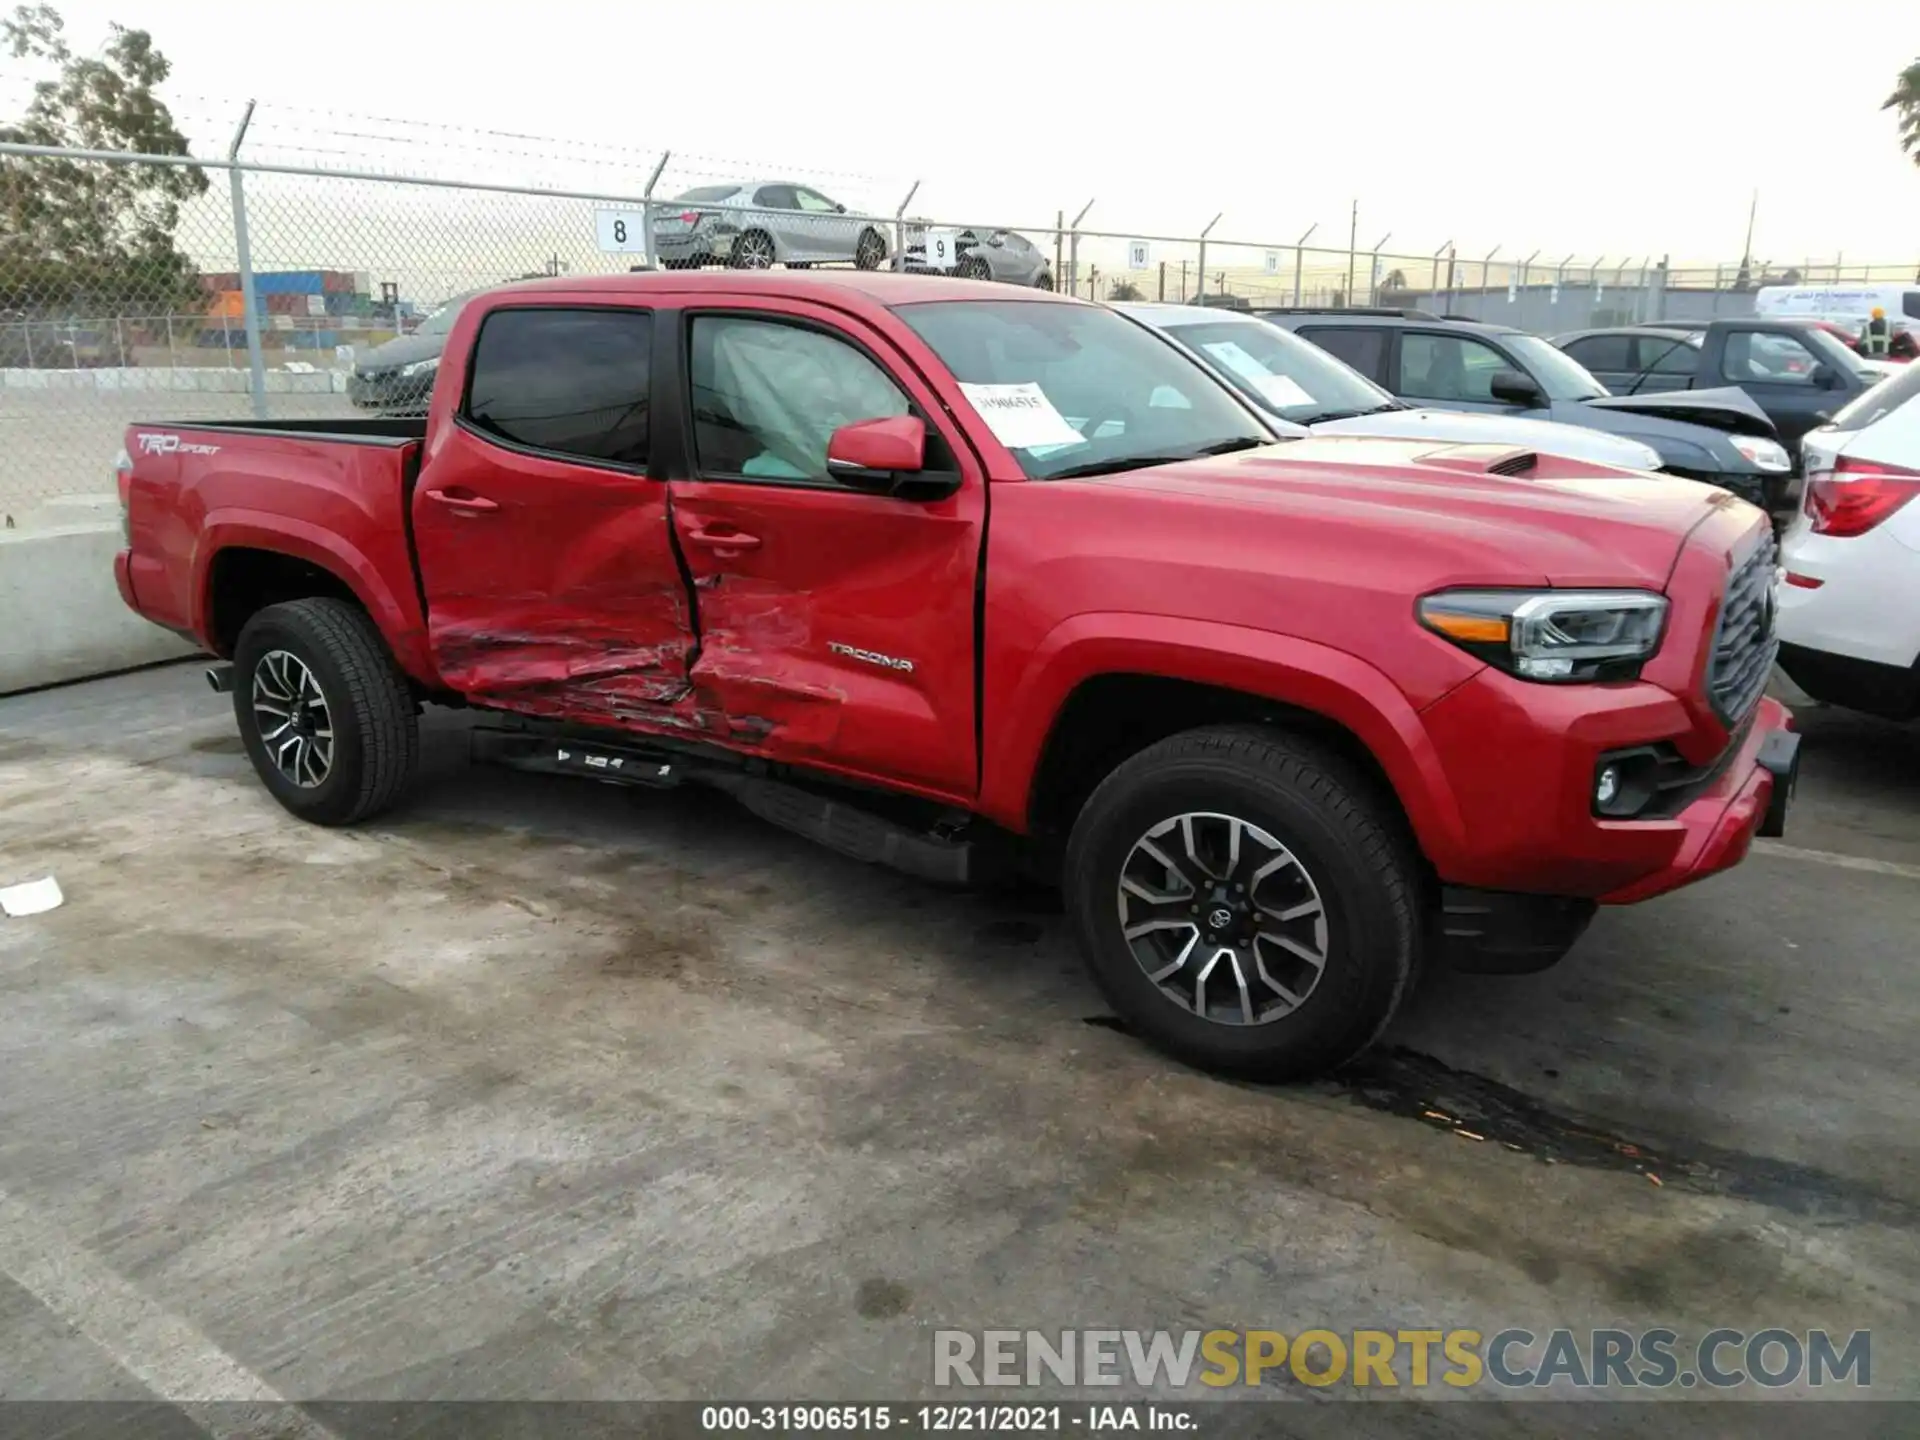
[1345,200,1358,303]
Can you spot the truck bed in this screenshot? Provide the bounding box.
[134,416,427,445]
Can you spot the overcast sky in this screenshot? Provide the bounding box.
[11,0,1920,270]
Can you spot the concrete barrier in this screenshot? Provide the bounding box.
[0,518,199,695]
[1,366,349,395]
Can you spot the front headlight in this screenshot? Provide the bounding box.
[400,357,438,378]
[1730,435,1791,473]
[1418,589,1668,682]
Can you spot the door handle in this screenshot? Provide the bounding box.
[424,487,499,513]
[685,526,762,552]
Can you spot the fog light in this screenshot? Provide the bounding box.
[1595,765,1621,808]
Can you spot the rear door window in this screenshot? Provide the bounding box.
[1298,326,1387,382]
[464,307,652,466]
[1562,335,1632,372]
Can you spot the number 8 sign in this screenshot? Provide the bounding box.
[595,208,650,254]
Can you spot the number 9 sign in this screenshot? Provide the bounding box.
[923,228,959,273]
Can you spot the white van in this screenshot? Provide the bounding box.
[1755,283,1920,333]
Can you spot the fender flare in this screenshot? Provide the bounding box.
[194,509,439,683]
[979,612,1469,864]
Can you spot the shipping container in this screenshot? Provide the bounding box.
[254,270,327,296]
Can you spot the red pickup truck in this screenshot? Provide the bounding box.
[114,271,1799,1080]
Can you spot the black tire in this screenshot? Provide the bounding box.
[730,230,776,269]
[1033,271,1055,291]
[232,598,419,826]
[957,254,993,282]
[1063,724,1421,1081]
[855,228,887,270]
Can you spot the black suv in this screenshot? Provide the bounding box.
[1253,308,1794,512]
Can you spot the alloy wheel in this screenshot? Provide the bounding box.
[1115,811,1329,1026]
[733,232,775,269]
[252,649,334,789]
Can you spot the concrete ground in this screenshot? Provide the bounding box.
[0,663,1916,1431]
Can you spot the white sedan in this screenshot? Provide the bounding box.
[1776,361,1920,720]
[1116,303,1663,472]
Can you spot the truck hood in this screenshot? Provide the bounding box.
[1582,386,1778,439]
[1094,437,1743,590]
[1309,407,1662,471]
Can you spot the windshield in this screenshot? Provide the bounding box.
[675,184,742,203]
[1160,317,1395,423]
[896,300,1272,480]
[1504,334,1609,400]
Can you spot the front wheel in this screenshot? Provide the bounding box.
[854,228,887,270]
[233,598,419,826]
[1063,725,1421,1080]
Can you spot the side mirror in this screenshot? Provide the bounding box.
[1488,369,1545,406]
[1810,362,1845,391]
[826,416,926,493]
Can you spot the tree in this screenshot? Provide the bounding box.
[1887,58,1920,168]
[1107,279,1144,301]
[0,4,207,319]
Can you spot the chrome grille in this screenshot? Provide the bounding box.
[1707,533,1778,724]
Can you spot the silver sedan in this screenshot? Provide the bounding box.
[652,181,890,270]
[903,225,1054,287]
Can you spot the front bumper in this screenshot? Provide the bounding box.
[348,370,434,413]
[1418,663,1797,904]
[1598,705,1796,903]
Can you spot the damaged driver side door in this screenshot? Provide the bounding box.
[411,303,697,724]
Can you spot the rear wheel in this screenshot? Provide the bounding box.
[232,598,418,826]
[1064,724,1420,1080]
[731,230,776,269]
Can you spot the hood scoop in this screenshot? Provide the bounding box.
[1416,443,1540,477]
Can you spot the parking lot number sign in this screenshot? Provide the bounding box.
[1128,241,1150,270]
[1264,250,1281,274]
[595,209,650,254]
[924,228,960,271]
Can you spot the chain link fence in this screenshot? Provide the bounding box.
[4,104,1918,529]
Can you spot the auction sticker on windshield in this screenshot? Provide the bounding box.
[958,382,1085,450]
[1253,374,1315,408]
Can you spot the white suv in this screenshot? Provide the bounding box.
[1776,362,1920,720]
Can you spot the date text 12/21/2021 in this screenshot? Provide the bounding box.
[700,1404,1196,1433]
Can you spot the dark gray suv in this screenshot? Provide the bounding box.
[1255,308,1795,512]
